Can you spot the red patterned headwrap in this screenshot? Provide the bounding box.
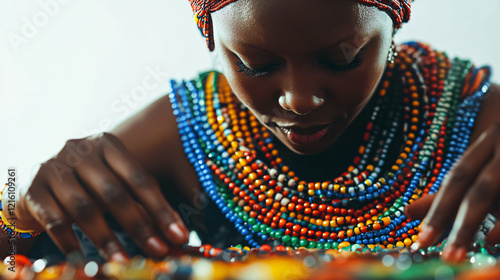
[189,0,412,51]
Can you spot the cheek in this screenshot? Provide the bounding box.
[330,39,390,111]
[218,52,278,113]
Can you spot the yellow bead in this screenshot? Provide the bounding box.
[248,173,257,181]
[297,184,305,192]
[387,244,394,249]
[411,235,418,243]
[338,242,350,249]
[404,238,412,247]
[242,166,252,175]
[396,241,404,248]
[267,189,274,197]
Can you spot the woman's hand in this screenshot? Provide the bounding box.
[12,132,190,262]
[406,122,500,263]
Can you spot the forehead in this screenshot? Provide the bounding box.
[212,0,385,53]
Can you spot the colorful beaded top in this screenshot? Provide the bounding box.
[168,42,491,251]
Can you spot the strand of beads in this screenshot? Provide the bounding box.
[197,50,416,249]
[169,42,492,252]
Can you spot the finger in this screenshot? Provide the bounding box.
[485,220,500,245]
[24,182,81,255]
[417,131,493,249]
[46,170,128,262]
[404,193,436,220]
[75,157,169,259]
[101,134,190,245]
[442,155,500,263]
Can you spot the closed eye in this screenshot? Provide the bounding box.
[235,60,280,78]
[319,51,364,73]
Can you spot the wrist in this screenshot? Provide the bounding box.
[1,181,42,237]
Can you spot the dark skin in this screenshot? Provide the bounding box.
[1,0,500,264]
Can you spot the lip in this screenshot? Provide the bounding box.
[276,123,334,145]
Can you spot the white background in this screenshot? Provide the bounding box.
[1,0,499,185]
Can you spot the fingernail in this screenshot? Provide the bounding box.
[453,246,467,263]
[410,242,420,251]
[169,223,189,244]
[110,252,130,263]
[147,236,169,255]
[418,223,435,246]
[442,244,455,262]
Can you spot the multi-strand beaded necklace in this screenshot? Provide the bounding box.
[168,42,491,251]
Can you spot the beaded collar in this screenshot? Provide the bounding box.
[169,42,491,251]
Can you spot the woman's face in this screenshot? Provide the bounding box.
[212,0,394,155]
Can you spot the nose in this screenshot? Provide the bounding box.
[278,68,326,116]
[278,94,325,116]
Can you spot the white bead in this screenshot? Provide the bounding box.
[275,193,283,201]
[281,198,290,206]
[278,174,285,182]
[269,169,278,178]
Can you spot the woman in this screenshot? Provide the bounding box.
[1,0,499,265]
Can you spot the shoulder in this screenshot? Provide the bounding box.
[109,92,202,201]
[470,83,500,143]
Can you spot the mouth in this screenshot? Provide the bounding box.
[276,123,333,145]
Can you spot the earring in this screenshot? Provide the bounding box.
[387,40,398,64]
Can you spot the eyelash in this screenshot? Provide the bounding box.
[235,60,278,77]
[235,53,364,78]
[320,55,364,73]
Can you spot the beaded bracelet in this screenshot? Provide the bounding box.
[0,183,40,238]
